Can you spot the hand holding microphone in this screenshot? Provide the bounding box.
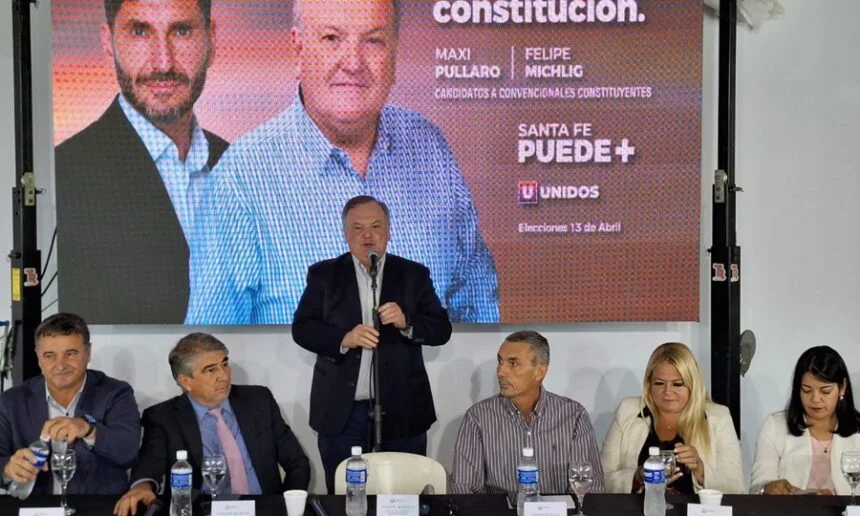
[377,302,408,330]
[367,249,408,330]
[342,324,379,349]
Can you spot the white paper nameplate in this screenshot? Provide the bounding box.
[537,495,575,509]
[377,494,419,516]
[19,509,64,516]
[523,500,567,516]
[687,503,732,516]
[846,506,860,516]
[212,500,256,516]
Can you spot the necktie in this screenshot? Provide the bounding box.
[207,407,250,494]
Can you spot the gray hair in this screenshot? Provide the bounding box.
[341,195,391,228]
[292,0,402,37]
[504,330,550,365]
[168,332,228,380]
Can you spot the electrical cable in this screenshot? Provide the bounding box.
[41,227,57,280]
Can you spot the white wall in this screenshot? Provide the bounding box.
[1,0,858,494]
[0,5,14,326]
[735,0,860,479]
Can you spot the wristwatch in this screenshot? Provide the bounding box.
[82,414,97,438]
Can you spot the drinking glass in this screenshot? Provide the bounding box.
[660,450,677,510]
[568,461,594,516]
[842,451,860,506]
[51,449,77,515]
[202,454,227,500]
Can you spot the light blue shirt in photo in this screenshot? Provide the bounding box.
[185,93,499,324]
[118,94,213,248]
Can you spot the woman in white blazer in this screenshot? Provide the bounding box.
[751,346,860,495]
[601,342,744,494]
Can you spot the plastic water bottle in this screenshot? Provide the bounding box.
[170,450,193,516]
[644,446,666,516]
[516,446,539,516]
[345,446,367,516]
[7,436,50,500]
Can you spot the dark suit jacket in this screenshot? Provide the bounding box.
[131,385,310,496]
[54,96,229,324]
[0,370,141,495]
[292,253,452,440]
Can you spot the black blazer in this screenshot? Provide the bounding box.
[292,253,452,440]
[54,96,228,324]
[0,370,141,495]
[130,385,310,496]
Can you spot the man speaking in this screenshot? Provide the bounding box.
[292,196,452,494]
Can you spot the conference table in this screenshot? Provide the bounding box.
[1,493,854,515]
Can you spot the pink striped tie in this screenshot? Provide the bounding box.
[208,407,250,494]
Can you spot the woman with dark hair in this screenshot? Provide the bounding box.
[751,346,860,494]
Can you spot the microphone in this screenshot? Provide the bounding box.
[368,250,380,277]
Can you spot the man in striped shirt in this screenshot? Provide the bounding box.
[451,330,605,494]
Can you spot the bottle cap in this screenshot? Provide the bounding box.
[351,446,363,456]
[522,447,534,457]
[649,446,660,456]
[177,450,188,460]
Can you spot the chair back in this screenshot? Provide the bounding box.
[333,452,448,495]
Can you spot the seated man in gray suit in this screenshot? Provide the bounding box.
[0,313,141,495]
[113,332,310,516]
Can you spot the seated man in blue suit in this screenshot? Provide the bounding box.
[0,313,141,495]
[113,332,310,516]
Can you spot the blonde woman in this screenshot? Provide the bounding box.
[600,342,744,494]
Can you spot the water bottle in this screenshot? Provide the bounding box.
[516,446,539,516]
[7,436,50,500]
[643,446,666,516]
[170,450,193,516]
[345,446,367,516]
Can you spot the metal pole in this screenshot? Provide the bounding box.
[710,0,742,435]
[8,0,42,387]
[370,268,383,452]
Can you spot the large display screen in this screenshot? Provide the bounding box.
[53,0,702,324]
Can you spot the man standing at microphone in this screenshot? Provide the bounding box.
[293,196,452,493]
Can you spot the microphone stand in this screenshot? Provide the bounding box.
[369,259,384,453]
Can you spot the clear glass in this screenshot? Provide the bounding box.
[202,454,227,500]
[660,450,677,510]
[568,461,594,516]
[842,451,860,506]
[51,450,77,516]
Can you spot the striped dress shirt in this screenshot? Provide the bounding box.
[185,93,499,325]
[451,388,605,495]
